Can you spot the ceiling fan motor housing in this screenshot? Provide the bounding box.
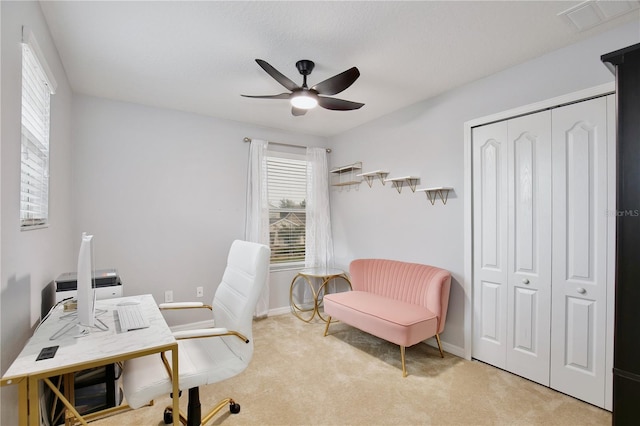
[296,60,315,75]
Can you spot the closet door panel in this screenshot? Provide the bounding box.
[506,111,552,386]
[551,96,608,407]
[472,121,509,368]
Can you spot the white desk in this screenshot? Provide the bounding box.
[1,294,180,426]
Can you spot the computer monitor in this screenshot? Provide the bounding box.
[49,232,107,339]
[77,232,95,329]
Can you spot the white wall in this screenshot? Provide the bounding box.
[0,1,74,424]
[1,7,637,423]
[71,94,326,325]
[327,21,639,354]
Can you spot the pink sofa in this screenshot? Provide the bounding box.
[323,259,451,377]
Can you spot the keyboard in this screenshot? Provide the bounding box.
[116,303,150,332]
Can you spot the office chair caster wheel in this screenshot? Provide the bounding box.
[230,402,241,414]
[163,408,173,424]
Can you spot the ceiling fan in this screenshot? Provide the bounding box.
[242,59,364,116]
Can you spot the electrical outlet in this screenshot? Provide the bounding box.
[164,290,173,303]
[196,286,204,298]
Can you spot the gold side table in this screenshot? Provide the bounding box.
[289,268,352,322]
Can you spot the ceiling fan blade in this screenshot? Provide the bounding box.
[311,67,360,96]
[241,93,291,100]
[255,59,299,92]
[317,96,364,111]
[291,107,307,116]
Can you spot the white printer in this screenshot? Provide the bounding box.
[55,268,123,302]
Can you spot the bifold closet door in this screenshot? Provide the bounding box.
[472,121,509,369]
[472,111,552,386]
[473,95,612,407]
[550,95,611,407]
[505,111,552,386]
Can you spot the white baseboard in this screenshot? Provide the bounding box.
[424,337,465,359]
[268,306,291,317]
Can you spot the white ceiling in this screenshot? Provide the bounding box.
[39,1,640,137]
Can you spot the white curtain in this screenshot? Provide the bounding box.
[305,147,334,269]
[245,139,270,317]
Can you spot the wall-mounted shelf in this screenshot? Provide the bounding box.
[416,187,453,205]
[331,162,362,187]
[384,176,420,193]
[356,170,389,187]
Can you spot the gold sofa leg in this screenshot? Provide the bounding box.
[401,335,443,378]
[435,334,444,358]
[323,316,332,336]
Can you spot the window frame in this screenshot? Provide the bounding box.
[20,27,56,230]
[266,150,308,271]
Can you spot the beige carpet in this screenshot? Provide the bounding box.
[94,314,611,425]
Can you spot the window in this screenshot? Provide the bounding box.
[20,29,56,229]
[267,153,307,266]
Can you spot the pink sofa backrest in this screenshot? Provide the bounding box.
[349,259,451,333]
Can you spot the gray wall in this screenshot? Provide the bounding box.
[1,1,74,424]
[71,94,327,325]
[326,20,639,353]
[1,3,638,423]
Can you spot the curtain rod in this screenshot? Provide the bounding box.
[243,137,331,153]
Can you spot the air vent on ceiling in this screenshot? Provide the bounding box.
[558,0,640,32]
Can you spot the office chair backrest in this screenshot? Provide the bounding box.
[212,240,270,360]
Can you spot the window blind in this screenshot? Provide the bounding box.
[20,43,52,228]
[267,155,307,265]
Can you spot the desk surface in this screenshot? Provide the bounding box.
[2,294,175,380]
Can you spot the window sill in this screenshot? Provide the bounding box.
[21,223,49,231]
[270,263,305,273]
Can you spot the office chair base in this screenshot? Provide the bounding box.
[163,397,241,426]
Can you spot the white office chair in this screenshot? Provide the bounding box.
[122,240,271,426]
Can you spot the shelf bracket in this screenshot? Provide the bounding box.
[384,176,420,194]
[417,187,453,205]
[406,178,419,193]
[362,175,376,188]
[357,171,389,188]
[391,180,404,194]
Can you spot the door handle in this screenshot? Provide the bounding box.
[522,279,530,284]
[577,287,586,294]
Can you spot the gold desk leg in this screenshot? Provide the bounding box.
[171,344,180,426]
[28,376,39,426]
[400,346,408,378]
[63,373,75,426]
[17,378,28,426]
[43,378,88,426]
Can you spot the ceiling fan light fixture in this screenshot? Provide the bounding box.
[290,92,318,109]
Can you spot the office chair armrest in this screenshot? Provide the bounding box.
[173,328,228,339]
[172,328,250,343]
[158,302,213,311]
